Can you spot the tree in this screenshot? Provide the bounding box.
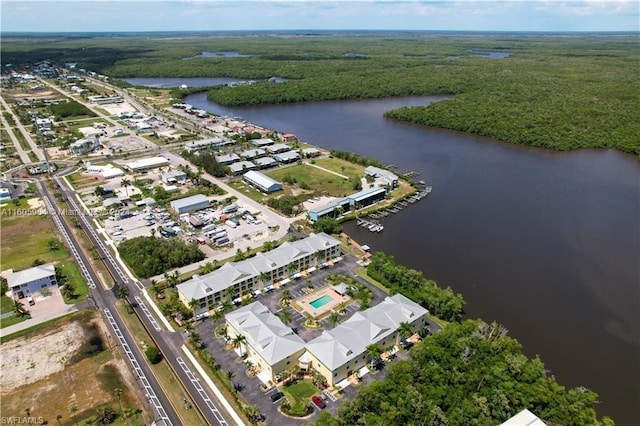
[94,185,106,197]
[94,405,117,425]
[116,285,129,300]
[145,346,162,364]
[114,388,125,425]
[56,414,63,426]
[327,312,340,327]
[120,178,131,198]
[232,334,247,356]
[398,321,414,341]
[48,238,61,251]
[279,309,293,325]
[314,217,342,234]
[13,300,28,317]
[366,343,382,369]
[281,289,292,306]
[31,258,45,267]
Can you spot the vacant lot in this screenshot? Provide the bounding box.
[0,200,69,270]
[0,310,149,425]
[267,164,356,197]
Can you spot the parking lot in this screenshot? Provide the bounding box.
[194,252,389,424]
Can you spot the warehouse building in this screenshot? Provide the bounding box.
[243,170,282,193]
[161,170,187,184]
[125,156,169,172]
[170,194,211,214]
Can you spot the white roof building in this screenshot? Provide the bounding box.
[86,164,124,179]
[364,166,399,189]
[7,263,57,297]
[500,409,546,426]
[170,194,211,214]
[305,294,428,381]
[226,301,306,367]
[243,170,282,193]
[125,157,169,172]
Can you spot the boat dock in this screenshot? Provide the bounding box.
[357,218,384,232]
[364,185,433,223]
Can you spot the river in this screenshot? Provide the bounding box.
[157,85,638,422]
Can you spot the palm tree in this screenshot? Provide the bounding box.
[120,178,131,198]
[281,289,291,306]
[288,262,297,277]
[327,312,340,327]
[366,343,383,369]
[56,414,63,426]
[116,285,129,300]
[280,369,291,385]
[279,309,293,325]
[13,300,28,317]
[336,302,347,315]
[188,298,200,318]
[220,299,233,313]
[398,321,414,344]
[259,272,270,289]
[114,388,126,425]
[95,406,116,425]
[232,334,247,356]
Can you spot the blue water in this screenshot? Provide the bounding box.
[310,295,333,309]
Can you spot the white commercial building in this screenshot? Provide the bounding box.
[170,194,211,214]
[86,163,125,179]
[125,157,169,172]
[243,170,282,193]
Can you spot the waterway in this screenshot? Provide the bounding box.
[176,86,637,422]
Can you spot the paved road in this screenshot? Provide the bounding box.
[36,178,179,426]
[0,95,45,163]
[51,174,239,426]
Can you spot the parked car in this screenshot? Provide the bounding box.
[270,392,285,403]
[27,296,35,306]
[311,395,326,409]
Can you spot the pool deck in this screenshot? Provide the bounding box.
[295,285,350,319]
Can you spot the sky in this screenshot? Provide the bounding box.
[1,0,638,33]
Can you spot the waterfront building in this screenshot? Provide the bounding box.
[273,151,301,163]
[347,187,387,209]
[265,143,291,154]
[364,166,399,190]
[308,198,351,222]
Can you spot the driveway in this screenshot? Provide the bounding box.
[0,287,79,338]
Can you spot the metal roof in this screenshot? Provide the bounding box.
[170,194,210,210]
[7,263,55,288]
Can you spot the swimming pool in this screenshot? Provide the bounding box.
[310,295,333,309]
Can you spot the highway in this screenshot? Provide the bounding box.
[48,173,238,425]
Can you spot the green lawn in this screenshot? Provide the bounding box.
[58,262,90,304]
[282,379,318,416]
[0,203,70,270]
[267,164,356,197]
[313,157,365,180]
[0,296,29,329]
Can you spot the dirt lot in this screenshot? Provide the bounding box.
[0,311,149,424]
[4,90,59,101]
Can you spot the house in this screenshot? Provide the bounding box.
[243,170,282,193]
[170,194,211,214]
[265,143,290,154]
[273,151,301,164]
[305,294,428,386]
[35,118,52,131]
[161,170,187,184]
[240,148,266,160]
[347,187,387,209]
[184,137,233,153]
[253,157,277,169]
[282,133,297,143]
[7,263,57,299]
[69,138,100,155]
[215,153,240,166]
[177,233,341,315]
[308,198,351,222]
[226,302,306,383]
[364,166,399,190]
[229,161,257,175]
[302,147,321,158]
[0,188,12,203]
[251,138,275,148]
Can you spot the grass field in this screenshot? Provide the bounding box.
[313,157,364,180]
[0,296,28,328]
[267,164,356,197]
[0,202,70,270]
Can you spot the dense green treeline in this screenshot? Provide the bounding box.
[118,236,205,278]
[316,320,613,426]
[2,33,637,153]
[368,252,465,322]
